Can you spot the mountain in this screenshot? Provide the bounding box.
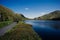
[0,5,27,21]
[34,10,60,20]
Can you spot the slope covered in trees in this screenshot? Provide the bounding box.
[0,5,27,22]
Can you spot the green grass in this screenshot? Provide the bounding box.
[0,22,42,40]
[0,21,12,28]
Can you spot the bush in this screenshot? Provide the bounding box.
[0,21,12,28]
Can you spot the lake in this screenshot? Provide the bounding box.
[25,20,60,40]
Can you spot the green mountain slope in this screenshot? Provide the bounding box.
[0,5,27,21]
[34,10,60,20]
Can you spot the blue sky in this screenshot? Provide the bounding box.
[0,0,60,18]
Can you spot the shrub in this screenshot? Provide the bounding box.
[0,21,12,28]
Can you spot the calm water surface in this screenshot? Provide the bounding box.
[25,20,60,40]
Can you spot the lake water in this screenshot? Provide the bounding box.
[25,20,60,40]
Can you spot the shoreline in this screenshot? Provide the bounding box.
[0,21,42,40]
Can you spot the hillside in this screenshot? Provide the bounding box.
[0,5,27,22]
[34,10,60,20]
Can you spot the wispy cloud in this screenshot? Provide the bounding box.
[25,8,29,10]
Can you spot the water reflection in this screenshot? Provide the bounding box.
[25,20,60,40]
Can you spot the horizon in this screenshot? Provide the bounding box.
[0,0,60,18]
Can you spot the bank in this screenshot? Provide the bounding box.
[0,21,42,40]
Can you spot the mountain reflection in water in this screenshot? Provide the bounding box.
[25,20,60,40]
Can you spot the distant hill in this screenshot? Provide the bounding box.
[0,5,27,21]
[34,10,60,20]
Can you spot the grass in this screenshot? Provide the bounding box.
[0,21,12,28]
[0,21,42,40]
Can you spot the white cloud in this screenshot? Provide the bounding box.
[25,8,29,10]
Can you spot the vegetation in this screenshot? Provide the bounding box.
[34,10,60,20]
[0,22,41,40]
[0,5,28,22]
[0,21,12,28]
[0,5,28,28]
